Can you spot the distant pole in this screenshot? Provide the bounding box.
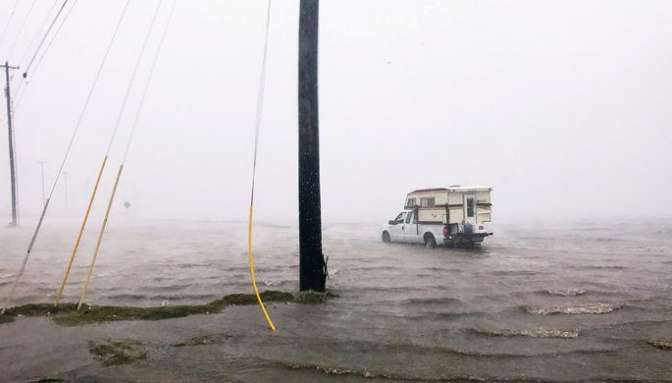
[3,61,19,226]
[38,161,47,208]
[63,171,69,209]
[298,0,326,292]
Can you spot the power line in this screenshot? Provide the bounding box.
[2,0,132,312]
[20,0,59,66]
[6,0,39,61]
[8,0,60,106]
[79,0,177,309]
[13,0,77,112]
[22,0,71,79]
[121,0,175,162]
[0,0,22,51]
[107,0,164,157]
[51,0,131,305]
[51,0,130,208]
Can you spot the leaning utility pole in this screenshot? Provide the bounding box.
[3,62,19,226]
[298,0,326,292]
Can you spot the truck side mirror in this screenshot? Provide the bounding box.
[388,220,396,225]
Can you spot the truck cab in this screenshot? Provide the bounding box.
[384,210,419,244]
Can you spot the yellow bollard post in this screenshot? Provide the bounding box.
[77,164,123,310]
[248,204,277,332]
[54,155,108,306]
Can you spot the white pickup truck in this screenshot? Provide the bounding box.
[381,186,493,248]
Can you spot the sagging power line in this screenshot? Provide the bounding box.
[77,0,175,310]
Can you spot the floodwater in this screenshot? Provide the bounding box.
[1,218,671,382]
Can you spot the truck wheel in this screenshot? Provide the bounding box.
[424,233,436,249]
[382,231,391,243]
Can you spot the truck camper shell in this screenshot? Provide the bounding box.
[405,186,493,226]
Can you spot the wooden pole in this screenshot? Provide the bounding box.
[298,0,326,292]
[4,62,19,226]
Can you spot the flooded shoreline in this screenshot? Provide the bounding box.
[1,219,671,381]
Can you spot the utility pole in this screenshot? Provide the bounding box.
[298,0,326,292]
[63,171,69,209]
[38,161,47,208]
[3,61,19,226]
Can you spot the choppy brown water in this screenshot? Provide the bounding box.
[1,218,671,382]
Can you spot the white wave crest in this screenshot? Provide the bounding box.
[525,303,622,315]
[474,327,580,338]
[544,288,587,297]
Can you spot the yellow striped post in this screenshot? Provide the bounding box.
[248,204,276,332]
[77,164,124,310]
[54,155,108,306]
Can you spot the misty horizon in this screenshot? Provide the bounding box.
[1,0,670,226]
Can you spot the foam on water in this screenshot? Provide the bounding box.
[524,303,623,315]
[470,327,581,338]
[542,288,587,297]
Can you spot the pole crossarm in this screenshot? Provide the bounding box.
[1,64,20,71]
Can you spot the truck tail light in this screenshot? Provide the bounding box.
[443,226,449,237]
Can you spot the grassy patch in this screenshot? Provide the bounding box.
[3,303,77,317]
[89,339,147,366]
[54,304,210,326]
[206,290,295,309]
[294,290,339,304]
[1,290,306,326]
[648,339,672,351]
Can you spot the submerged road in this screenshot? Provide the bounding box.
[1,219,671,381]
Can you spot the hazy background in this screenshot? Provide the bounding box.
[0,0,670,226]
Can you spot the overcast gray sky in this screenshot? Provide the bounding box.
[0,0,670,225]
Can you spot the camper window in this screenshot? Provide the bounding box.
[405,198,417,208]
[420,197,435,208]
[467,197,475,217]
